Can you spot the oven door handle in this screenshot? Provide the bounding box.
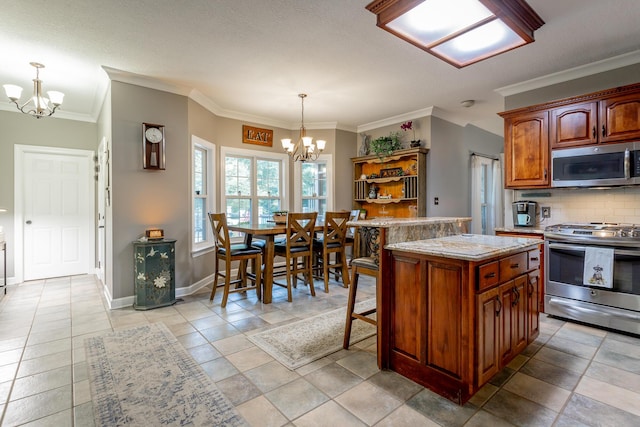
[548,242,640,257]
[547,243,586,252]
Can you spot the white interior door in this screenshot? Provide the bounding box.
[20,147,94,281]
[97,138,108,284]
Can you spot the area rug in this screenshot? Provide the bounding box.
[85,323,247,426]
[248,299,377,370]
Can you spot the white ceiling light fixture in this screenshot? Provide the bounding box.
[281,94,326,162]
[4,62,64,119]
[366,0,544,68]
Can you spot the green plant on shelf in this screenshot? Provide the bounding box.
[371,132,402,159]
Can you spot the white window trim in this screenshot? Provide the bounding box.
[220,145,290,225]
[191,135,216,254]
[294,154,333,213]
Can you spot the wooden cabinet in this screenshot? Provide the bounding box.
[503,110,549,188]
[498,275,528,366]
[495,231,544,313]
[550,102,598,148]
[384,247,539,404]
[500,82,640,188]
[477,287,500,385]
[527,270,541,339]
[600,93,640,143]
[550,94,640,148]
[352,148,427,218]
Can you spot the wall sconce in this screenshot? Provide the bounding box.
[366,0,544,68]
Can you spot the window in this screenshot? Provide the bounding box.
[192,136,215,252]
[294,155,333,222]
[221,146,289,238]
[471,154,502,235]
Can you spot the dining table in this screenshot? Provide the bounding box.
[227,221,323,304]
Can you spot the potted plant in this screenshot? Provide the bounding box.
[272,210,288,224]
[371,131,402,159]
[401,121,421,148]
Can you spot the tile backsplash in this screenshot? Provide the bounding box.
[511,186,640,227]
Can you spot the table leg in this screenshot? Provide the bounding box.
[262,237,275,304]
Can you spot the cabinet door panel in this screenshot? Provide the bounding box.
[527,270,541,341]
[504,111,550,188]
[600,94,640,143]
[499,281,514,364]
[512,275,528,356]
[550,102,598,148]
[477,288,500,386]
[427,262,463,378]
[391,255,424,361]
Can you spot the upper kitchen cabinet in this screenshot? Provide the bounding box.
[550,93,640,148]
[501,82,640,189]
[502,110,549,188]
[550,102,598,149]
[600,93,640,143]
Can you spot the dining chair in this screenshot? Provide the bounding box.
[273,212,318,302]
[313,211,350,292]
[208,212,262,307]
[343,225,379,349]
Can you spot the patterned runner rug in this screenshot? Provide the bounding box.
[248,299,377,370]
[85,323,247,426]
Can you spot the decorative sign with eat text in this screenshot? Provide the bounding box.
[242,125,273,147]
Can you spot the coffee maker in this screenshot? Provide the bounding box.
[512,201,537,227]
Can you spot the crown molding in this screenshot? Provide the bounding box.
[357,107,435,133]
[496,49,640,96]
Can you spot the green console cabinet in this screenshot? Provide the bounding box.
[133,239,177,310]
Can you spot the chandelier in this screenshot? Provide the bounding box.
[4,62,64,119]
[281,94,326,162]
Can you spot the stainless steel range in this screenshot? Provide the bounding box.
[545,223,640,335]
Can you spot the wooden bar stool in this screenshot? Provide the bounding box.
[208,213,262,307]
[273,212,318,302]
[343,226,380,349]
[313,211,350,292]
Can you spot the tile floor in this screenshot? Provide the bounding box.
[1,274,640,426]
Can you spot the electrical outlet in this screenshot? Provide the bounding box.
[541,206,551,218]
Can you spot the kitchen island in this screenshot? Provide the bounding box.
[347,217,471,368]
[381,234,541,404]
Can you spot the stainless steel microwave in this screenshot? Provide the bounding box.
[551,142,640,187]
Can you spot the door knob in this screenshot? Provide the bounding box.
[26,220,32,225]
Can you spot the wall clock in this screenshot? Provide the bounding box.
[142,123,166,170]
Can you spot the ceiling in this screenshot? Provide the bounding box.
[2,0,640,136]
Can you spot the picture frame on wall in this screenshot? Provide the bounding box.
[242,125,273,147]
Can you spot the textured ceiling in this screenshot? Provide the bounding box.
[1,0,640,136]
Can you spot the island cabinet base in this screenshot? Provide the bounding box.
[381,247,540,405]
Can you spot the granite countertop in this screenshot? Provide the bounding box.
[347,216,471,227]
[494,227,545,235]
[385,234,541,261]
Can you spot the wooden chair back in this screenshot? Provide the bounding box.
[208,212,231,252]
[285,212,318,252]
[324,211,350,246]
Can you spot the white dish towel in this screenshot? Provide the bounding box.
[583,247,614,288]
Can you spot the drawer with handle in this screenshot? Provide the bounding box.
[528,248,541,270]
[499,252,527,283]
[478,261,499,291]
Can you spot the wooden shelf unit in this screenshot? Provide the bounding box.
[352,148,427,218]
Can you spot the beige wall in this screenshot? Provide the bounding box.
[0,111,98,279]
